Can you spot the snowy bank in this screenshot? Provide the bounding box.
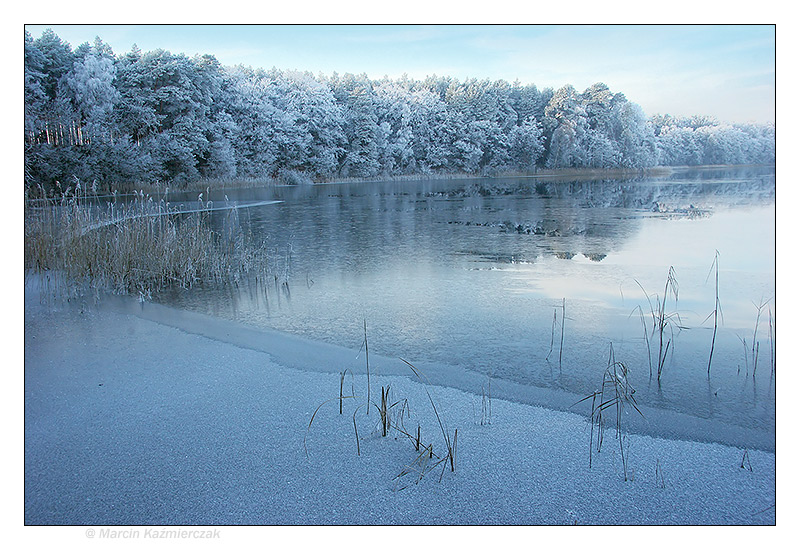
[24,285,775,526]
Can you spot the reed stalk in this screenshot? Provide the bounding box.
[480,378,492,426]
[633,305,653,377]
[655,459,665,489]
[768,307,775,375]
[559,298,566,368]
[339,370,350,414]
[738,336,749,376]
[753,342,760,378]
[752,300,767,362]
[365,320,371,415]
[378,386,391,436]
[575,343,643,481]
[353,405,363,456]
[546,308,557,361]
[706,251,722,376]
[750,298,772,377]
[400,359,458,474]
[656,267,679,382]
[355,319,372,415]
[741,449,753,472]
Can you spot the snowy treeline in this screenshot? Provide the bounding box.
[25,29,776,192]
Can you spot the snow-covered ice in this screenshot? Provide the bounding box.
[24,282,775,526]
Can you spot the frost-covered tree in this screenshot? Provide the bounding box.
[24,31,48,142]
[205,109,238,180]
[544,85,590,168]
[24,29,84,189]
[114,44,162,148]
[27,29,78,147]
[652,116,774,167]
[656,125,702,166]
[226,66,283,178]
[509,116,545,171]
[283,70,346,176]
[23,29,775,192]
[335,73,381,177]
[510,81,549,127]
[616,102,657,168]
[407,89,457,172]
[736,123,775,164]
[62,37,119,144]
[374,81,421,174]
[445,78,517,132]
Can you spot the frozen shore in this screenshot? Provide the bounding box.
[24,284,775,526]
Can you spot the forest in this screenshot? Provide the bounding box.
[24,29,776,194]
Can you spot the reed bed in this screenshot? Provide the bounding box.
[24,186,270,298]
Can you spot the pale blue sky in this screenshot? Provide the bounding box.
[25,24,775,124]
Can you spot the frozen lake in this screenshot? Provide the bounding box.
[155,167,775,444]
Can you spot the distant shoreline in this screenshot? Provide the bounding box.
[59,163,773,197]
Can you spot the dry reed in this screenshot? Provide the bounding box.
[25,186,270,297]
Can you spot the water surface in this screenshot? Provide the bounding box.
[156,167,776,442]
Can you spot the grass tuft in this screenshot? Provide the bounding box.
[735,298,774,377]
[656,267,680,381]
[626,268,680,382]
[480,377,492,426]
[740,449,753,472]
[575,343,643,481]
[655,459,666,489]
[400,359,458,476]
[305,328,458,490]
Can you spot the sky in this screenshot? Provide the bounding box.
[23,23,776,125]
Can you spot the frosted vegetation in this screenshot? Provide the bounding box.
[24,188,270,297]
[25,29,775,196]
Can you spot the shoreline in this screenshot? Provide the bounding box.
[32,164,774,197]
[100,293,775,453]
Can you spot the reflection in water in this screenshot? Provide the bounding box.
[156,167,775,439]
